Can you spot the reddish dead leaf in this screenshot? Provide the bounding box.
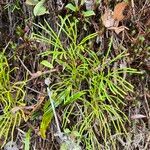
[101,6,129,34]
[113,2,129,21]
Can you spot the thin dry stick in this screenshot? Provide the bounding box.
[27,69,57,81]
[144,132,150,150]
[26,86,44,95]
[47,88,61,132]
[138,0,149,21]
[131,0,136,19]
[17,56,33,76]
[46,85,64,140]
[4,40,11,51]
[144,90,150,127]
[18,55,57,81]
[46,85,82,149]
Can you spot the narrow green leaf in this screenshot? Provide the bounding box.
[65,3,77,12]
[40,109,53,138]
[64,91,85,105]
[33,0,49,16]
[41,60,53,69]
[72,130,81,137]
[64,128,71,134]
[82,10,95,17]
[24,129,31,150]
[25,0,39,5]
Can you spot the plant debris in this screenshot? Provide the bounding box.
[101,2,130,34]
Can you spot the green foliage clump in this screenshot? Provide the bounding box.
[32,16,139,149]
[0,51,26,147]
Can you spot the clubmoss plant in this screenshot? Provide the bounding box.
[0,51,26,148]
[32,15,139,149]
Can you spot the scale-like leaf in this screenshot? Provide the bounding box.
[41,60,53,68]
[33,0,49,16]
[65,3,77,12]
[82,10,95,17]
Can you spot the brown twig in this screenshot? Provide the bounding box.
[131,0,136,19]
[17,55,57,82]
[17,56,33,76]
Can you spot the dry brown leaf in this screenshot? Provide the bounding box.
[101,4,129,34]
[101,8,115,28]
[113,2,129,21]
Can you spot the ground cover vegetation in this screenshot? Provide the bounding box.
[0,0,149,149]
